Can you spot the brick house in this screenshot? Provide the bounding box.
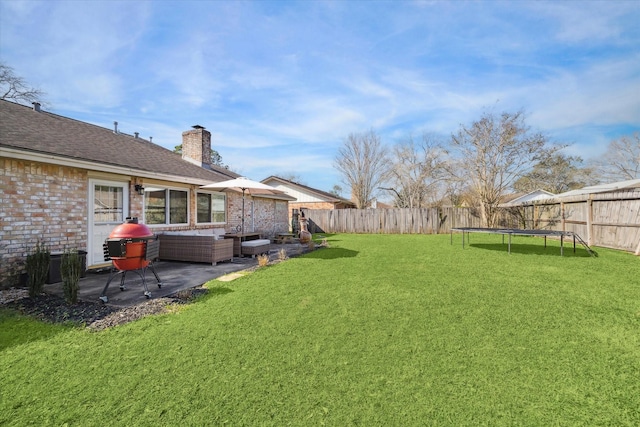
[261,176,355,228]
[0,100,291,286]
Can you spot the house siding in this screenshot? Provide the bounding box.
[292,201,337,211]
[1,158,88,286]
[266,184,326,203]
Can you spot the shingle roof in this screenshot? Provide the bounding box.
[0,100,238,182]
[262,175,355,206]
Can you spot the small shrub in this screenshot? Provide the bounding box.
[25,241,50,297]
[278,248,288,261]
[257,254,269,267]
[61,249,82,304]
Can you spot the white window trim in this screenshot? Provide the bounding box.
[196,190,227,225]
[144,185,190,227]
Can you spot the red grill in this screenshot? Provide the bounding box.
[107,219,154,270]
[100,217,162,303]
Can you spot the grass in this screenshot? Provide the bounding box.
[1,233,639,425]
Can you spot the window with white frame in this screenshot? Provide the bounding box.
[196,192,226,224]
[144,187,189,225]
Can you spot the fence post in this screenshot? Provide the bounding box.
[587,195,593,246]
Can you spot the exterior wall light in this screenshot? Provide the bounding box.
[134,184,145,195]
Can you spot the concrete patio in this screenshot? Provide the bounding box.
[43,243,307,307]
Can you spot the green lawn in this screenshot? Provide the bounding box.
[1,234,639,426]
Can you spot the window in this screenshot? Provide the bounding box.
[144,187,189,225]
[197,192,226,224]
[94,185,123,223]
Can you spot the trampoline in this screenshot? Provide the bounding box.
[450,227,597,257]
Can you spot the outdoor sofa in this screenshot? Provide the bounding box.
[158,229,233,265]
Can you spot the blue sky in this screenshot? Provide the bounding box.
[1,0,639,195]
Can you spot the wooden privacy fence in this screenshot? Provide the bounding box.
[303,189,640,255]
[304,207,481,235]
[517,189,640,255]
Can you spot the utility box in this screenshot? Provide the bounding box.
[46,251,87,284]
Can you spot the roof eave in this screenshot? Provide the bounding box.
[1,146,220,186]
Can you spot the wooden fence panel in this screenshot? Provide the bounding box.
[304,193,639,253]
[305,207,481,235]
[592,198,640,251]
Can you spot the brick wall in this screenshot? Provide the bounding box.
[181,127,211,167]
[251,198,290,236]
[0,156,291,287]
[223,195,290,236]
[1,158,88,287]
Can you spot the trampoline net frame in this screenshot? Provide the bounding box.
[450,227,597,256]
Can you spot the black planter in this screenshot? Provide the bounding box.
[46,251,87,284]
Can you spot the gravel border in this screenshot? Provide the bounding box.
[1,245,322,331]
[1,287,208,331]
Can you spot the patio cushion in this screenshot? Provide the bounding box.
[240,239,271,248]
[240,239,270,257]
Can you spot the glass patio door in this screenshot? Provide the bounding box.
[88,180,129,267]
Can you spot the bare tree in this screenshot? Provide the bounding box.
[334,129,390,209]
[513,153,596,194]
[387,133,447,208]
[450,110,559,227]
[442,167,473,207]
[0,62,46,105]
[593,133,640,182]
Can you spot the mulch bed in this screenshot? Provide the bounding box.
[2,287,208,331]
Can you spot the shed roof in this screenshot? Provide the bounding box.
[512,179,640,205]
[499,189,556,207]
[552,178,640,199]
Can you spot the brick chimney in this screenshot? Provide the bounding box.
[181,125,211,168]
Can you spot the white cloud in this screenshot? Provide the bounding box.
[531,2,632,44]
[527,56,640,130]
[2,0,639,187]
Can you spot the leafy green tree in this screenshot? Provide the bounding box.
[329,184,343,197]
[173,144,228,169]
[513,153,595,194]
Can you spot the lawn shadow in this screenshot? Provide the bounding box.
[313,233,341,243]
[302,247,359,260]
[0,308,74,352]
[204,286,234,296]
[470,243,593,257]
